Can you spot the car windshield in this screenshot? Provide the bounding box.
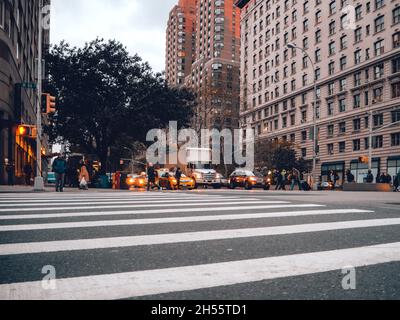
[253,171,263,177]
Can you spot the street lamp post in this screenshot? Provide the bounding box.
[287,43,319,190]
[33,0,45,191]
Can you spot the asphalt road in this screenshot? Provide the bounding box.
[0,188,399,300]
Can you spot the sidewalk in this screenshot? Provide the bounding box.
[0,185,128,193]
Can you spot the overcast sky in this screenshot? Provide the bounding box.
[50,0,177,73]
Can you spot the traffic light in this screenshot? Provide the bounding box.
[17,125,37,139]
[41,93,56,114]
[359,156,369,164]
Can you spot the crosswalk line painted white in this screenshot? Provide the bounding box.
[1,241,400,300]
[1,217,398,256]
[0,198,256,207]
[0,204,323,220]
[0,209,373,232]
[0,200,287,212]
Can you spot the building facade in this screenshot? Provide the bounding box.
[0,0,50,185]
[166,0,242,131]
[237,0,400,184]
[166,0,197,87]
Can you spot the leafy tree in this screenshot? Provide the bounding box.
[255,139,310,172]
[44,39,195,173]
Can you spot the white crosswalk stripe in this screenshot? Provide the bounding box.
[0,191,398,300]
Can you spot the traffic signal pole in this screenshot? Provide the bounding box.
[34,0,45,192]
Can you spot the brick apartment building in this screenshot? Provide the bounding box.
[236,0,400,184]
[166,0,242,131]
[0,0,51,185]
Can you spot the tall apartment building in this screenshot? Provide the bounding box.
[0,0,51,185]
[166,0,242,131]
[237,0,400,184]
[166,0,197,87]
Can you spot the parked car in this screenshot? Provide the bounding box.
[229,170,271,190]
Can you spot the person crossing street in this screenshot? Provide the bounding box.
[52,154,67,192]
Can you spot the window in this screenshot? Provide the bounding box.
[373,87,383,103]
[301,148,307,158]
[328,144,334,155]
[375,0,384,10]
[340,35,347,50]
[374,39,384,56]
[329,21,336,35]
[329,62,335,75]
[354,50,362,64]
[374,63,384,79]
[340,57,347,70]
[392,83,400,99]
[355,28,362,42]
[339,78,347,91]
[373,114,384,127]
[328,83,335,96]
[0,0,4,29]
[374,16,384,33]
[353,139,361,151]
[353,118,361,131]
[339,142,346,153]
[355,5,362,20]
[339,122,346,134]
[392,110,400,123]
[327,124,334,137]
[329,42,336,55]
[394,32,400,49]
[339,98,346,112]
[302,131,307,141]
[372,135,383,149]
[354,72,361,86]
[394,7,400,25]
[392,133,400,146]
[315,49,321,63]
[315,29,321,43]
[393,57,400,73]
[327,101,334,116]
[353,94,361,108]
[329,1,336,15]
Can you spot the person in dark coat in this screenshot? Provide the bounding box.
[346,170,355,183]
[366,170,374,183]
[52,154,67,192]
[23,164,33,185]
[147,163,160,191]
[175,167,182,190]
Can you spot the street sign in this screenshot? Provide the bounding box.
[21,82,37,90]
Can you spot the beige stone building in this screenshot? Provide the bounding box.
[166,0,242,131]
[237,0,400,184]
[165,0,197,87]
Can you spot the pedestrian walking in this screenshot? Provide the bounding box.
[147,163,160,191]
[277,170,287,191]
[290,171,302,190]
[23,163,33,186]
[78,162,90,190]
[366,170,374,183]
[393,171,400,192]
[346,170,355,183]
[175,167,182,190]
[52,154,67,192]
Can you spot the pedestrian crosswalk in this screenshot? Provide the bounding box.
[0,191,399,300]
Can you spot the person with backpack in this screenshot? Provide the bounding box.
[52,154,67,192]
[78,161,90,190]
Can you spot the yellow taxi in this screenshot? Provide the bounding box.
[157,170,196,190]
[126,173,147,189]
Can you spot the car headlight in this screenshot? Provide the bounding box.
[216,173,222,179]
[194,173,202,179]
